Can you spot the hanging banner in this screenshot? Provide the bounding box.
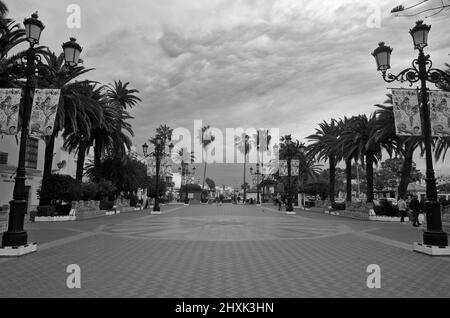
[391,88,422,136]
[0,88,22,135]
[429,90,450,137]
[291,159,300,177]
[279,160,288,176]
[29,89,61,137]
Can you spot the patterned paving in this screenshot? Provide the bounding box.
[0,204,449,298]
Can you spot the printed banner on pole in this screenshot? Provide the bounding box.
[291,159,300,177]
[29,89,61,137]
[279,160,288,176]
[391,88,422,136]
[261,161,278,175]
[429,90,450,136]
[0,88,22,135]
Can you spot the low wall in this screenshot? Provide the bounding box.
[0,205,8,233]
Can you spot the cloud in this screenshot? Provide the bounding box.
[6,0,450,186]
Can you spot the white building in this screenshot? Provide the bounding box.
[0,134,78,211]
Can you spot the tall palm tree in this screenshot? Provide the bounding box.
[156,124,173,143]
[307,119,340,203]
[336,116,361,202]
[200,125,215,197]
[235,132,252,202]
[340,114,382,203]
[278,135,322,204]
[62,83,104,180]
[374,94,423,199]
[105,80,141,109]
[39,52,95,179]
[89,82,138,180]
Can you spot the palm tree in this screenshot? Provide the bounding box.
[374,94,423,199]
[278,135,322,206]
[340,114,382,203]
[39,52,95,180]
[105,80,141,109]
[200,125,215,198]
[62,83,104,180]
[88,83,137,180]
[156,124,173,143]
[235,133,252,202]
[307,119,340,203]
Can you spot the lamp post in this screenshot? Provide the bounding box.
[297,144,306,210]
[179,161,195,204]
[142,136,173,213]
[372,20,448,248]
[1,13,82,251]
[250,163,261,206]
[284,136,294,212]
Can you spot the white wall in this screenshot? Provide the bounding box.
[0,133,77,210]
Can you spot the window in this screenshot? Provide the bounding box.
[0,152,7,165]
[25,137,39,169]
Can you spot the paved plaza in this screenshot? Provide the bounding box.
[0,204,449,298]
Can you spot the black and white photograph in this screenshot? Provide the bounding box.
[0,0,449,306]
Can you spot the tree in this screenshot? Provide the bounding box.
[374,94,424,199]
[336,116,361,202]
[339,114,382,203]
[307,120,340,202]
[200,125,215,196]
[62,82,104,180]
[85,155,147,195]
[205,177,216,191]
[235,132,252,202]
[145,176,167,199]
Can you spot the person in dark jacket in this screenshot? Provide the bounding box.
[409,195,422,227]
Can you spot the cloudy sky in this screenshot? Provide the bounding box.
[6,0,450,187]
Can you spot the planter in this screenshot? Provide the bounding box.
[34,215,76,222]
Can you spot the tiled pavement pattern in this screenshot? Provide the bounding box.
[0,203,449,297]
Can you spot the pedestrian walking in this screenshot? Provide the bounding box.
[408,195,422,227]
[397,197,407,223]
[277,194,282,211]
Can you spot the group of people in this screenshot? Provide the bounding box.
[397,195,422,227]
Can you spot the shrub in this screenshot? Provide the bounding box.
[99,200,114,211]
[39,174,81,204]
[96,179,117,200]
[331,202,346,210]
[54,204,72,215]
[37,205,56,217]
[374,199,398,217]
[81,182,98,201]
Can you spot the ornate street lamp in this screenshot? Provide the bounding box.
[250,163,261,206]
[179,161,196,205]
[372,20,449,251]
[62,37,83,66]
[1,13,82,253]
[142,137,173,213]
[284,136,294,212]
[24,12,45,45]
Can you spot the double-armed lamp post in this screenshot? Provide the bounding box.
[1,13,82,252]
[142,136,174,212]
[372,20,448,249]
[250,164,261,206]
[179,160,196,204]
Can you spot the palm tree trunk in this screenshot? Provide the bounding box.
[346,158,352,202]
[329,156,336,203]
[366,155,374,203]
[94,138,103,181]
[243,154,247,202]
[40,134,56,206]
[202,151,208,200]
[398,143,414,199]
[76,141,86,181]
